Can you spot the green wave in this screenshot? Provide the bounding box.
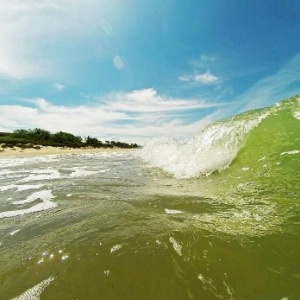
[139,95,300,236]
[216,95,300,200]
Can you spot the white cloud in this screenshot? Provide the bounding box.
[102,88,222,113]
[0,0,118,80]
[0,1,59,79]
[0,90,223,142]
[179,70,219,85]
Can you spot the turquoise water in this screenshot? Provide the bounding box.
[0,96,299,299]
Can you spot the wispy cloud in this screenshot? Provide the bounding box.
[0,89,224,142]
[236,52,300,112]
[102,88,221,112]
[179,70,219,85]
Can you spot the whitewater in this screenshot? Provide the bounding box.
[0,96,299,299]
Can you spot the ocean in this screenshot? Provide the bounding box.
[0,96,299,299]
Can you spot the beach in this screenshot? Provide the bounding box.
[0,145,133,157]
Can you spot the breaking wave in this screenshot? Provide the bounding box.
[138,95,300,179]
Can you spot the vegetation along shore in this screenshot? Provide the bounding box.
[0,128,139,156]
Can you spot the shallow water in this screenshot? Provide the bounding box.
[1,96,300,299]
[0,149,299,300]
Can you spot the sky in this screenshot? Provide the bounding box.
[1,0,300,143]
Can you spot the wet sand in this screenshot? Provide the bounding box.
[0,145,134,157]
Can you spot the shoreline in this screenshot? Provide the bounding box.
[0,145,136,157]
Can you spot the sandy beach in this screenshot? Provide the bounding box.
[0,145,134,157]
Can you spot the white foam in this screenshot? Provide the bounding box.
[12,190,54,205]
[0,190,57,219]
[280,150,299,155]
[11,276,54,300]
[258,156,266,161]
[0,155,58,168]
[110,244,122,253]
[294,111,300,120]
[169,237,182,256]
[9,229,21,236]
[70,167,110,177]
[241,167,250,171]
[165,209,183,215]
[17,184,44,191]
[0,184,44,192]
[19,169,60,182]
[138,112,269,178]
[0,184,15,192]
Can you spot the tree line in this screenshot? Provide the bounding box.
[0,128,139,149]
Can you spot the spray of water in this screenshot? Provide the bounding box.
[138,112,269,178]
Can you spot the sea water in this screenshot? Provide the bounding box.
[0,96,300,299]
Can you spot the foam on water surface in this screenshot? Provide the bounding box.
[11,276,54,300]
[0,184,44,192]
[165,209,183,215]
[280,150,299,155]
[169,237,182,256]
[294,110,300,120]
[0,190,57,218]
[69,167,110,177]
[0,155,58,168]
[9,229,21,236]
[293,96,300,120]
[19,169,61,182]
[110,244,123,253]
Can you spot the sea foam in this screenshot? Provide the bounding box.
[138,112,269,178]
[280,150,299,155]
[11,276,54,300]
[0,184,44,192]
[19,169,61,182]
[0,190,57,218]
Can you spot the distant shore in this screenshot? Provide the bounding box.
[0,145,136,157]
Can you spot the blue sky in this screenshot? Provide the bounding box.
[1,0,300,142]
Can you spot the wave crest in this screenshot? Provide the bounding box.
[138,112,269,178]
